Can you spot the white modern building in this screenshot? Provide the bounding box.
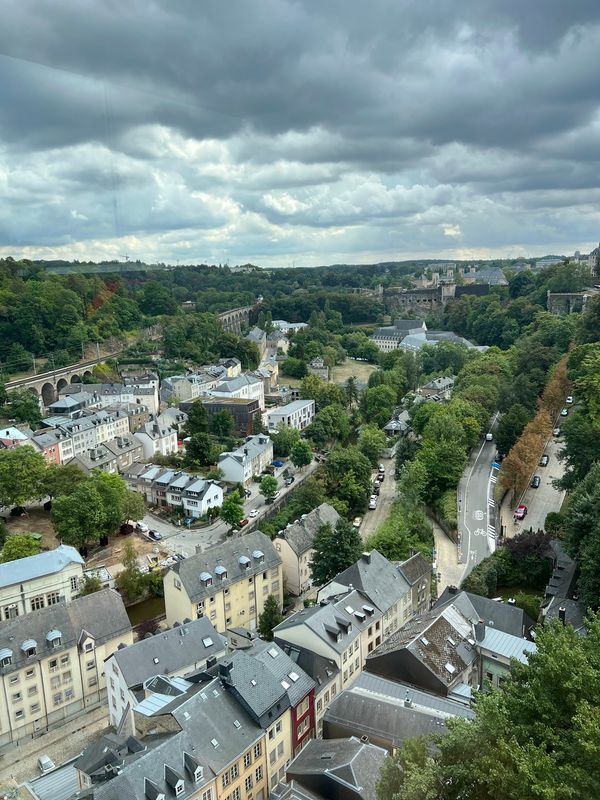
[266,399,315,432]
[133,420,178,459]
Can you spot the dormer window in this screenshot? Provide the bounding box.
[252,550,265,564]
[194,766,203,783]
[215,565,227,580]
[239,556,251,571]
[47,630,62,649]
[0,648,13,667]
[200,572,213,587]
[21,639,37,658]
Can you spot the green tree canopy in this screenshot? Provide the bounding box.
[495,404,532,455]
[271,425,301,457]
[0,534,43,563]
[290,440,312,469]
[259,475,278,500]
[221,493,244,528]
[0,446,46,508]
[210,410,235,438]
[310,518,363,586]
[51,481,107,548]
[185,400,209,435]
[5,389,42,427]
[258,594,283,641]
[357,425,386,467]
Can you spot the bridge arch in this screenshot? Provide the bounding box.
[83,370,93,379]
[41,382,56,407]
[70,373,82,384]
[56,377,69,394]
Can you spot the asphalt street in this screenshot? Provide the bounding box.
[143,460,318,557]
[457,433,498,582]
[358,457,396,542]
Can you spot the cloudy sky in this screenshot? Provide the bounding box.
[1,1,600,266]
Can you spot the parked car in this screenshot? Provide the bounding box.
[378,463,385,473]
[566,395,574,404]
[560,408,568,417]
[136,521,149,533]
[249,509,259,518]
[514,504,528,520]
[284,476,295,486]
[172,553,186,562]
[373,480,381,489]
[148,529,162,541]
[377,472,385,482]
[539,454,549,467]
[244,489,252,498]
[272,460,285,468]
[353,517,362,528]
[38,755,56,775]
[368,495,378,510]
[553,427,561,437]
[9,506,28,517]
[372,485,380,496]
[530,475,541,489]
[238,518,249,528]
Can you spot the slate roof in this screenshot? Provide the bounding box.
[0,590,130,674]
[367,602,476,687]
[172,530,280,603]
[275,504,340,557]
[478,627,536,664]
[285,737,387,800]
[278,643,339,691]
[85,678,263,800]
[434,589,533,637]
[274,598,364,655]
[219,435,272,466]
[323,671,474,747]
[0,544,84,589]
[327,550,411,614]
[218,650,291,722]
[397,552,431,587]
[103,434,143,457]
[112,618,225,689]
[213,374,262,393]
[245,639,315,707]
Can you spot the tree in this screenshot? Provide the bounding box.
[358,424,386,466]
[416,439,467,505]
[43,463,86,498]
[259,475,278,500]
[290,440,312,469]
[344,376,359,408]
[0,534,42,563]
[185,433,213,467]
[361,384,396,427]
[376,617,600,800]
[310,518,363,586]
[78,574,103,595]
[185,400,209,435]
[281,357,308,379]
[495,404,532,455]
[122,489,146,523]
[211,410,234,438]
[5,389,42,427]
[115,540,145,602]
[0,446,46,508]
[51,481,107,548]
[271,425,301,457]
[221,493,244,528]
[258,594,282,641]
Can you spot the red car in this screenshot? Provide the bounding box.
[514,504,528,521]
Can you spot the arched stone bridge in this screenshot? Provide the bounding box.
[218,304,257,334]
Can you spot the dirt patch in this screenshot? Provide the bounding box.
[5,509,59,550]
[86,532,163,569]
[332,359,377,385]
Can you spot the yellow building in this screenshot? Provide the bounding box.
[0,545,85,621]
[0,589,132,751]
[164,531,283,632]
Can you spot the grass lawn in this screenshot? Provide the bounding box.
[332,359,377,385]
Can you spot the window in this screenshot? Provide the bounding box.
[297,718,310,738]
[249,605,255,614]
[65,688,75,700]
[343,651,347,663]
[249,590,255,599]
[202,792,213,800]
[275,720,282,735]
[174,578,181,590]
[244,751,252,768]
[331,685,336,698]
[297,697,309,717]
[84,641,94,652]
[225,602,231,612]
[15,709,24,720]
[262,585,268,595]
[343,670,348,682]
[30,595,45,611]
[46,591,60,606]
[70,576,78,591]
[88,676,98,687]
[210,610,217,620]
[3,604,18,620]
[12,692,22,702]
[277,742,284,758]
[51,676,61,690]
[354,657,359,670]
[49,658,58,672]
[53,692,63,706]
[9,675,18,684]
[226,616,232,625]
[63,671,72,684]
[324,691,330,703]
[86,660,95,671]
[268,728,275,741]
[255,766,263,783]
[28,685,38,697]
[317,698,322,712]
[269,749,277,765]
[271,581,280,593]
[245,776,253,792]
[30,703,40,714]
[25,668,35,678]
[253,742,262,759]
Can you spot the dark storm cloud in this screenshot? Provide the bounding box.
[1,0,599,262]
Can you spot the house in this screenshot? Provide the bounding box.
[0,426,31,450]
[322,671,474,754]
[307,358,329,381]
[434,587,535,639]
[124,464,223,518]
[74,676,269,800]
[134,419,178,459]
[370,320,427,352]
[164,531,283,632]
[383,410,411,437]
[103,402,152,433]
[0,545,85,621]
[201,397,262,436]
[66,445,118,474]
[82,565,114,591]
[417,375,456,401]
[106,617,225,732]
[218,435,273,485]
[103,433,145,472]
[47,391,97,415]
[267,331,290,354]
[539,540,585,633]
[218,357,243,378]
[0,589,132,751]
[161,370,224,403]
[30,429,63,464]
[274,504,341,596]
[207,374,265,410]
[272,320,308,335]
[277,645,339,737]
[216,642,314,786]
[61,382,159,414]
[266,400,315,433]
[156,407,188,434]
[273,737,387,800]
[246,326,267,359]
[397,552,432,617]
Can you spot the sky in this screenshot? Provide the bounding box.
[1,0,600,267]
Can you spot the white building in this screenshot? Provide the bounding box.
[134,420,178,459]
[272,320,308,335]
[124,464,223,518]
[218,435,273,484]
[266,399,315,432]
[206,373,265,410]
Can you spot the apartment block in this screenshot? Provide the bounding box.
[266,399,315,432]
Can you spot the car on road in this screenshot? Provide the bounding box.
[237,518,249,528]
[148,529,163,541]
[272,460,285,468]
[368,495,378,510]
[378,463,385,472]
[553,427,561,437]
[244,489,252,498]
[530,475,541,489]
[136,521,149,533]
[353,517,362,528]
[566,395,573,404]
[539,454,549,466]
[372,485,380,496]
[377,471,385,482]
[249,509,259,518]
[284,476,295,486]
[514,504,528,520]
[560,408,568,416]
[38,755,56,775]
[485,432,493,441]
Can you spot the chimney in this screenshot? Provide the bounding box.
[219,660,234,685]
[206,655,217,669]
[361,552,371,564]
[475,620,485,641]
[404,691,412,708]
[447,585,458,595]
[558,607,566,625]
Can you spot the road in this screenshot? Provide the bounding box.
[143,460,319,557]
[358,457,396,542]
[501,435,566,538]
[457,429,498,582]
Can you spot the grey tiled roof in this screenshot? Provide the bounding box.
[172,530,281,603]
[277,644,339,690]
[274,599,362,655]
[0,590,131,674]
[323,671,474,748]
[112,618,225,688]
[275,504,340,557]
[219,650,290,721]
[397,552,431,586]
[246,639,315,707]
[329,550,411,614]
[434,589,533,637]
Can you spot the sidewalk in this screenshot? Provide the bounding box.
[431,517,464,596]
